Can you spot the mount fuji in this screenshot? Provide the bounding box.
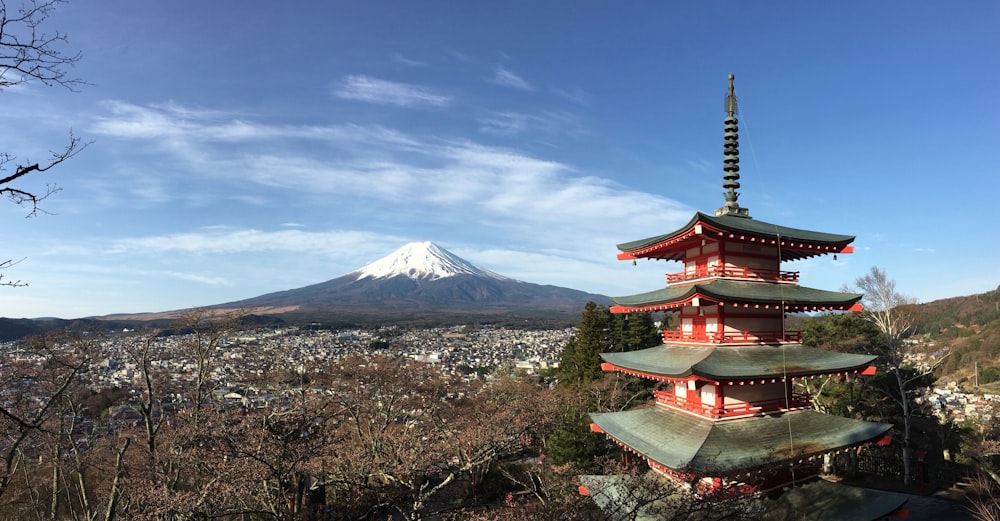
[207,241,610,326]
[354,241,510,282]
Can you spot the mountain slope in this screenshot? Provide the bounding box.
[211,242,610,324]
[915,285,1000,384]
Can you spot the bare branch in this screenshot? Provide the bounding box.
[0,0,84,90]
[0,130,91,216]
[0,258,26,286]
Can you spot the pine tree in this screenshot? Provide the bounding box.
[558,302,612,384]
[625,312,661,350]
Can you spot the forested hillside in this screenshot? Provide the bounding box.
[912,286,1000,386]
[795,285,1000,388]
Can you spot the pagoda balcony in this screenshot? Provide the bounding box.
[655,390,812,418]
[662,330,803,344]
[666,266,798,284]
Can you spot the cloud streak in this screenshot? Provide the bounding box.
[333,75,451,107]
[108,228,398,257]
[87,100,693,259]
[28,96,699,318]
[476,110,584,137]
[489,65,533,91]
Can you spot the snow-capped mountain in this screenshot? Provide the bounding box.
[208,241,610,325]
[354,241,509,282]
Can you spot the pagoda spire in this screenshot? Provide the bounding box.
[715,73,750,218]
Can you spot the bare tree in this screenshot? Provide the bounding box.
[0,330,93,504]
[449,459,763,521]
[1,0,90,288]
[966,470,1000,521]
[0,0,88,214]
[848,266,947,484]
[111,309,248,520]
[116,332,175,474]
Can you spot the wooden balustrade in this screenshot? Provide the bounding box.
[661,330,802,344]
[666,266,798,284]
[654,390,811,418]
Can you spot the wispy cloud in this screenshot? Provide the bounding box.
[86,100,693,267]
[685,159,714,172]
[164,271,233,286]
[93,101,282,140]
[108,228,395,257]
[552,88,592,106]
[446,49,471,62]
[477,110,584,137]
[333,75,451,107]
[489,65,533,91]
[93,102,423,146]
[391,53,426,67]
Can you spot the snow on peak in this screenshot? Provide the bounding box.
[354,241,510,281]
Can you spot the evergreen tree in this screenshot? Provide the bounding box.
[558,302,612,384]
[610,312,661,352]
[546,409,608,469]
[624,312,661,350]
[559,304,662,384]
[801,312,881,353]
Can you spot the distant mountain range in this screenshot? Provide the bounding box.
[83,241,611,330]
[2,244,998,351]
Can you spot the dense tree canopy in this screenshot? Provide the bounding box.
[557,302,660,385]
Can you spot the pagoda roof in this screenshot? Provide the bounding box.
[617,212,855,262]
[610,279,863,312]
[589,407,892,474]
[759,478,909,521]
[600,344,876,380]
[578,474,908,521]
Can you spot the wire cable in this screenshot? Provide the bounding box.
[777,227,797,487]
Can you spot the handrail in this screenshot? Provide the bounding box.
[661,330,802,343]
[666,266,798,284]
[654,390,811,418]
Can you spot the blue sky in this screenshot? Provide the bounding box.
[1,1,997,318]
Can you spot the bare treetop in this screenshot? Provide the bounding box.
[0,0,89,222]
[0,0,83,90]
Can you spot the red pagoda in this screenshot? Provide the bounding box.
[580,76,909,520]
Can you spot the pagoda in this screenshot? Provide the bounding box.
[580,75,909,520]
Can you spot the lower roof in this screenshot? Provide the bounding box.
[610,279,862,310]
[759,477,909,521]
[600,343,877,380]
[589,406,892,473]
[578,474,908,521]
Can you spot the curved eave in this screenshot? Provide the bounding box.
[610,280,863,313]
[599,344,877,380]
[616,214,702,261]
[590,407,893,473]
[616,212,855,262]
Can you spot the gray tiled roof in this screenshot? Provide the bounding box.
[578,474,908,521]
[611,279,862,309]
[600,344,876,379]
[589,407,892,473]
[617,212,855,262]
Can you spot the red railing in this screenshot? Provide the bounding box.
[666,266,798,284]
[661,330,802,344]
[654,391,811,418]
